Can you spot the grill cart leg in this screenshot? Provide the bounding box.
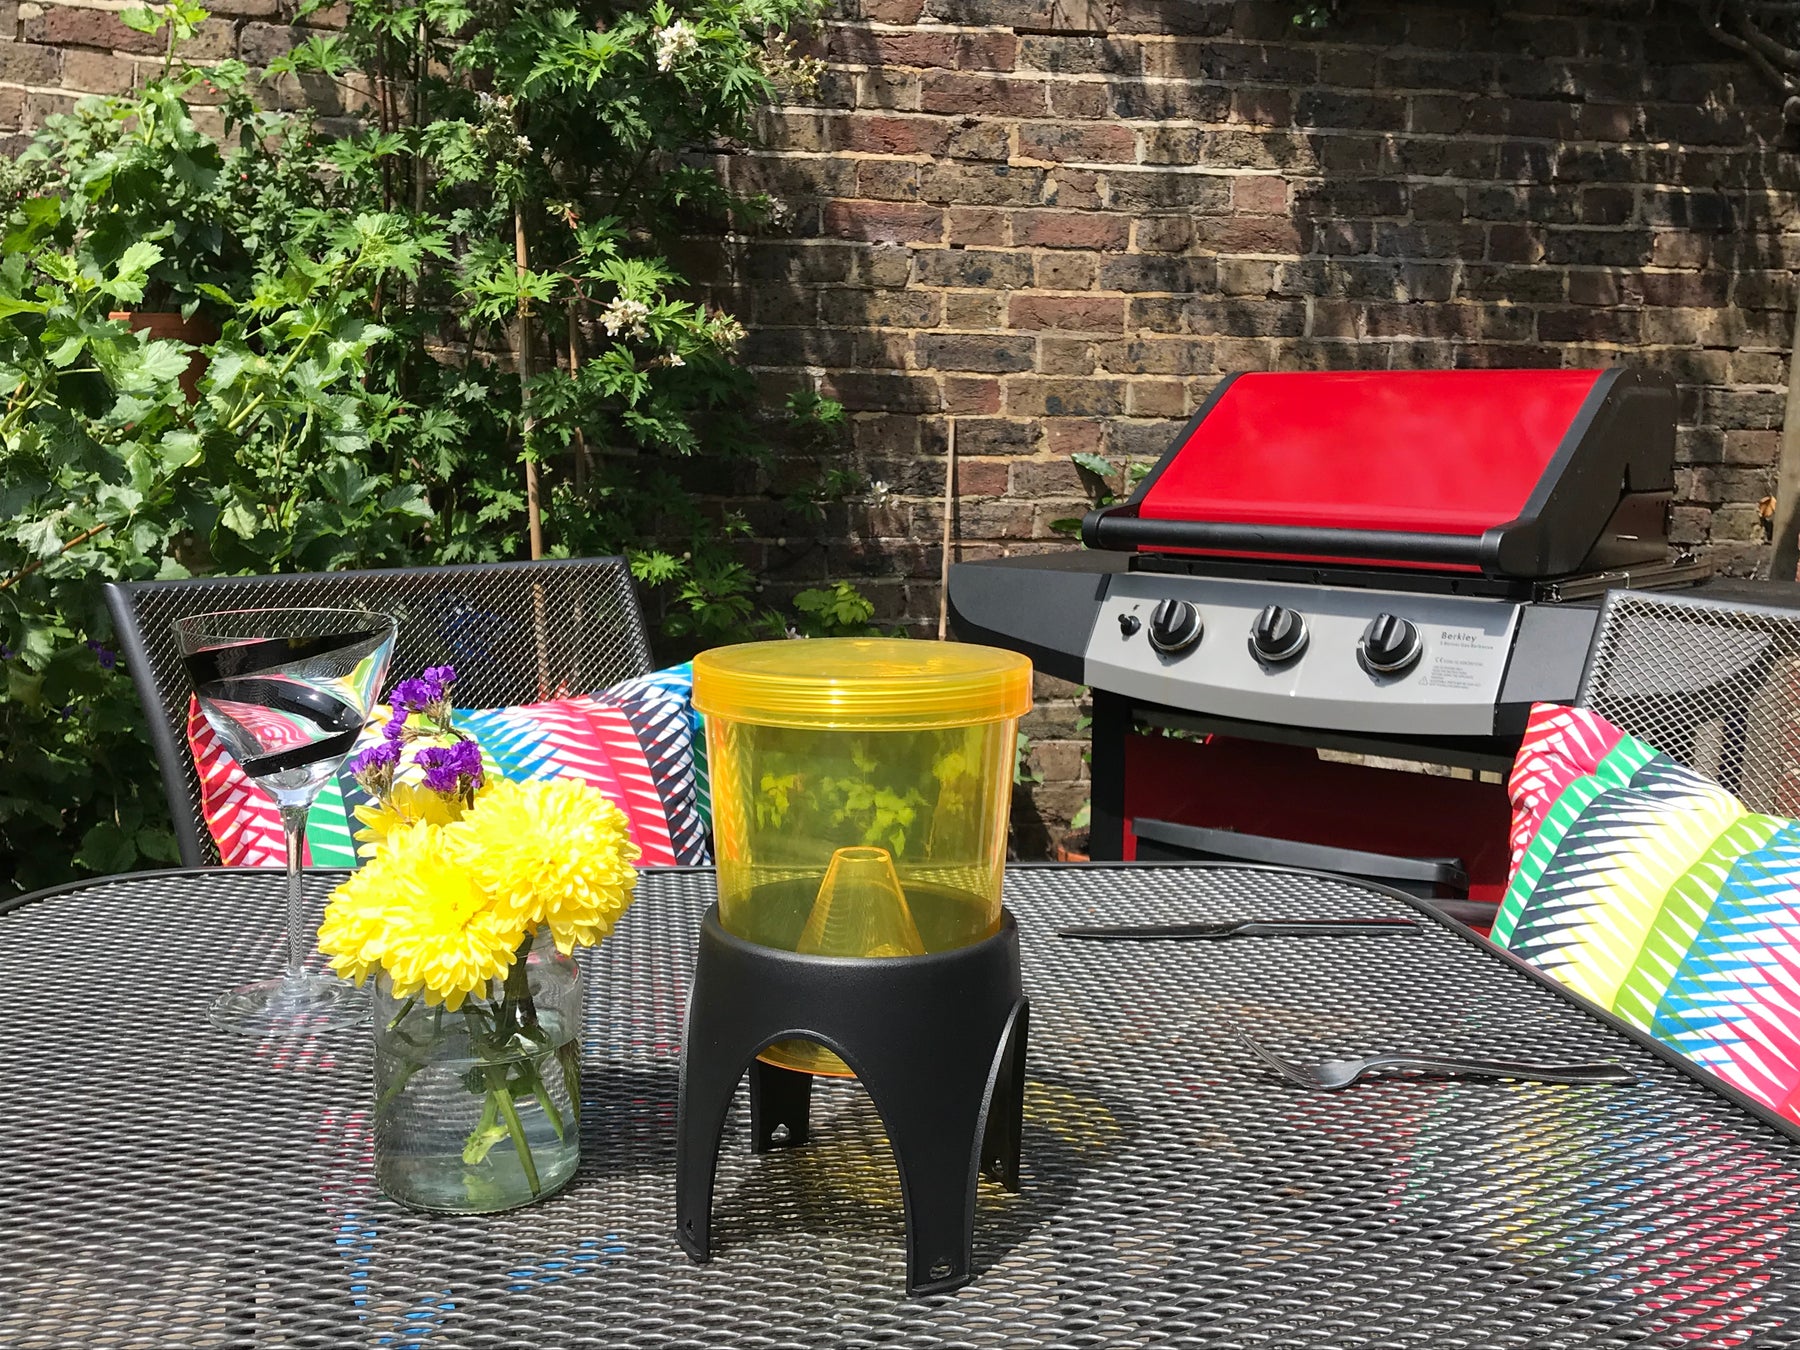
[1088,691,1131,861]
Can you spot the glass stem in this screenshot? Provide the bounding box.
[279,801,310,981]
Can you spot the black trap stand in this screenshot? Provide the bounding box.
[674,905,1029,1296]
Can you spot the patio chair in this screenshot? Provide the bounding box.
[1494,584,1800,1128]
[1576,586,1800,816]
[105,557,655,868]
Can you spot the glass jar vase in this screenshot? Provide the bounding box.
[372,931,582,1213]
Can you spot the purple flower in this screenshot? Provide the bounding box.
[415,737,484,797]
[85,640,117,670]
[0,645,13,662]
[350,739,401,776]
[391,664,458,715]
[383,705,410,741]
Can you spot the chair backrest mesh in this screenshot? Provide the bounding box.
[108,558,655,867]
[1577,589,1800,818]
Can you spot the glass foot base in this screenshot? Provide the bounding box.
[209,973,370,1036]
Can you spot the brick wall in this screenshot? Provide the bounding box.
[8,0,1800,855]
[697,0,1800,854]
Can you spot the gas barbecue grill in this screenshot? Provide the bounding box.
[949,367,1716,919]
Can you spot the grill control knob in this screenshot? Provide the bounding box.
[1147,598,1203,655]
[1119,612,1141,637]
[1360,613,1423,676]
[1249,604,1308,664]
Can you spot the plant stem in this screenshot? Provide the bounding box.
[0,521,113,592]
[514,196,543,560]
[567,304,590,489]
[491,1080,541,1195]
[385,993,418,1033]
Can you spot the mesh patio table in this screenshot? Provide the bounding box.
[4,863,1800,1348]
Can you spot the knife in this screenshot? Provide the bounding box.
[1056,917,1420,940]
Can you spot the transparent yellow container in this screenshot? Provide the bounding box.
[693,638,1033,1076]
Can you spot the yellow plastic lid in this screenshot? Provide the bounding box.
[692,638,1032,731]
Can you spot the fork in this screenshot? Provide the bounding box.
[1232,1027,1635,1091]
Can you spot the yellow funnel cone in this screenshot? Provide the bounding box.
[797,846,926,958]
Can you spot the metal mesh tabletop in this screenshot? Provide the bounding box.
[4,865,1800,1348]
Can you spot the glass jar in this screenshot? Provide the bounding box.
[371,931,582,1213]
[693,637,1032,1076]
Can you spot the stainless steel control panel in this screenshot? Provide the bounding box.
[1083,573,1523,736]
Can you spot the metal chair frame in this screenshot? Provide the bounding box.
[1575,587,1800,815]
[105,557,654,868]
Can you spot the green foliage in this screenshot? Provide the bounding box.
[0,0,876,896]
[1291,1,1340,30]
[1048,453,1151,537]
[791,581,877,637]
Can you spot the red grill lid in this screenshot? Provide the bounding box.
[1137,369,1607,537]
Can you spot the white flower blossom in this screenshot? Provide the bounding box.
[868,480,892,505]
[710,313,747,348]
[655,21,699,72]
[665,353,685,367]
[600,297,652,340]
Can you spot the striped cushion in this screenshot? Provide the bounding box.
[1494,702,1800,1123]
[189,664,711,869]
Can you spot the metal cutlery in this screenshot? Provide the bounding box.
[1057,917,1419,941]
[1233,1028,1635,1091]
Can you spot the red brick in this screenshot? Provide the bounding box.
[1009,295,1125,332]
[956,459,1011,495]
[1047,419,1104,457]
[857,0,924,21]
[833,114,948,157]
[1016,121,1136,163]
[821,201,944,244]
[28,7,232,58]
[1231,176,1289,215]
[921,73,1046,116]
[61,48,133,95]
[1012,209,1128,250]
[947,207,1008,246]
[945,376,1003,414]
[835,29,959,67]
[1195,217,1303,254]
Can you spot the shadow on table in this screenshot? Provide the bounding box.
[695,1068,1129,1291]
[577,1060,683,1177]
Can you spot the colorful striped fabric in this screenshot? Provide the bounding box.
[1494,702,1800,1124]
[190,663,711,870]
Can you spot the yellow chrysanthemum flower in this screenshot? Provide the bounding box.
[319,820,527,1009]
[352,781,463,858]
[451,778,641,954]
[316,860,398,987]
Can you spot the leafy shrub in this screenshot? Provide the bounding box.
[0,0,865,896]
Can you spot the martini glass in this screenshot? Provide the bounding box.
[175,607,398,1036]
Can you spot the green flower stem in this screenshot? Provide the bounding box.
[491,1079,541,1196]
[385,993,418,1034]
